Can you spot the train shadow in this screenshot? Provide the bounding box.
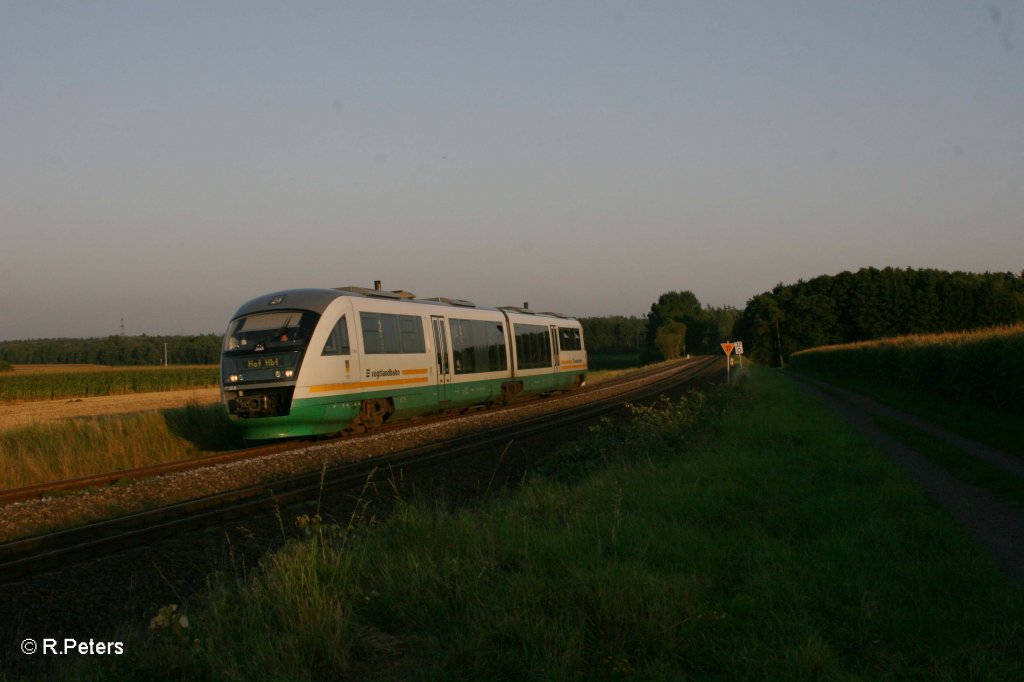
[161,401,246,451]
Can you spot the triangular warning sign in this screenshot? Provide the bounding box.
[721,343,735,356]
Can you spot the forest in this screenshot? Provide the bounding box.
[4,267,1022,369]
[0,334,222,366]
[732,267,1024,366]
[577,316,646,355]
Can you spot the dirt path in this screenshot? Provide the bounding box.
[792,374,1024,585]
[0,388,221,432]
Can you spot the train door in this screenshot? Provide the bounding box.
[431,316,451,402]
[549,325,560,373]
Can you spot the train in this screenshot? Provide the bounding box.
[220,284,588,440]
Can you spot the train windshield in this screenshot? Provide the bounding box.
[224,310,320,353]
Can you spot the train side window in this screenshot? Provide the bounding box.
[514,323,553,369]
[321,315,350,356]
[488,323,508,371]
[558,327,582,351]
[360,312,426,354]
[398,315,426,353]
[450,319,507,374]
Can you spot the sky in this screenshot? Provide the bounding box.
[1,1,1022,340]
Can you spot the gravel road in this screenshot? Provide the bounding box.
[792,374,1024,585]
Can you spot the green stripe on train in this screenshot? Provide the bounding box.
[230,370,586,439]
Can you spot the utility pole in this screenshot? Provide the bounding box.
[164,343,168,367]
[120,318,125,337]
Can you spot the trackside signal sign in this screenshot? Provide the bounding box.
[721,343,735,356]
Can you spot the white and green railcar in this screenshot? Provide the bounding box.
[220,286,587,439]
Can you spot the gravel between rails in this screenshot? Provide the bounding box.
[791,373,1024,585]
[0,361,697,542]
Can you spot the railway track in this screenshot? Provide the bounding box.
[0,356,719,583]
[0,358,701,506]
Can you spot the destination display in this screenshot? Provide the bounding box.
[244,356,283,370]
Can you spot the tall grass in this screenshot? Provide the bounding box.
[0,403,242,490]
[87,369,1024,680]
[789,322,1024,414]
[587,352,642,370]
[0,366,218,403]
[587,358,679,385]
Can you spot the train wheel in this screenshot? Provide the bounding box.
[359,398,394,429]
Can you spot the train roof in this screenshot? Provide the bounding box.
[231,287,579,322]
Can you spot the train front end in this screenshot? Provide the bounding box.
[220,290,335,439]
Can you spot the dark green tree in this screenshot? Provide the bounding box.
[733,267,1024,366]
[654,321,687,359]
[644,291,714,360]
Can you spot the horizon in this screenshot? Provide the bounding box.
[1,263,1020,343]
[3,2,1021,341]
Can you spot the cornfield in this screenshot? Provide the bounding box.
[0,366,218,403]
[789,323,1024,414]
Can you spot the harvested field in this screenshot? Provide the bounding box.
[0,387,221,432]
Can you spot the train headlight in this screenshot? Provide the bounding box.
[285,370,294,378]
[274,370,282,378]
[229,374,240,383]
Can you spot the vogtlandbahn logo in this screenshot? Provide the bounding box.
[366,368,401,379]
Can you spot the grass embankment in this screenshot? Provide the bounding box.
[588,352,643,370]
[0,366,218,403]
[585,367,635,384]
[0,404,242,490]
[587,357,687,385]
[789,323,1024,457]
[90,367,1024,680]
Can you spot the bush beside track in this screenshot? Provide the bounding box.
[788,323,1024,415]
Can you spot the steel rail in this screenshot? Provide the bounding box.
[0,359,694,505]
[0,356,719,583]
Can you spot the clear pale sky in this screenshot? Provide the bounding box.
[2,1,1021,340]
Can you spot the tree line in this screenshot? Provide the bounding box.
[0,308,736,368]
[0,335,223,366]
[6,268,1019,369]
[577,316,647,355]
[733,267,1024,366]
[580,299,740,362]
